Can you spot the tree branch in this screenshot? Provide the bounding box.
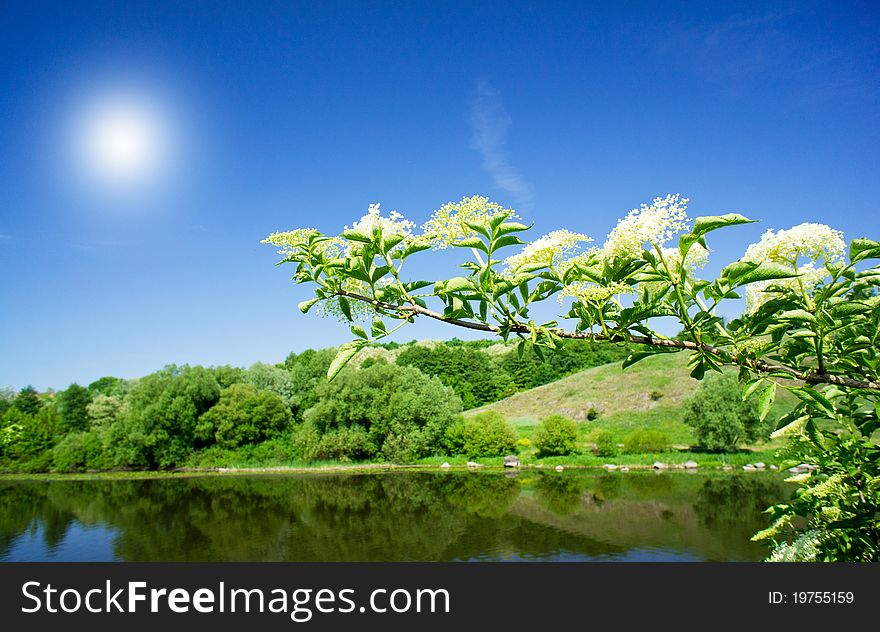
[333,289,880,392]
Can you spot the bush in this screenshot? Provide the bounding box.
[446,411,517,457]
[593,430,618,457]
[622,428,670,453]
[197,383,292,449]
[533,414,578,456]
[51,431,108,471]
[304,363,461,461]
[684,372,769,451]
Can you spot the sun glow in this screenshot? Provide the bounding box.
[72,90,171,191]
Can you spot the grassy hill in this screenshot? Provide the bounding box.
[467,351,699,445]
[465,351,793,451]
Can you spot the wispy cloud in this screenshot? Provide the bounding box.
[469,79,534,210]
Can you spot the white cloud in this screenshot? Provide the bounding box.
[469,79,534,209]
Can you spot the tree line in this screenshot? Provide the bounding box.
[0,339,624,472]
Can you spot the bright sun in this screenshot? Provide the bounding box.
[74,93,168,189]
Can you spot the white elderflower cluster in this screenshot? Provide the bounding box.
[602,194,690,260]
[767,530,822,562]
[743,223,845,265]
[740,222,845,313]
[262,229,345,258]
[503,229,592,274]
[421,195,519,248]
[558,281,633,304]
[349,203,416,240]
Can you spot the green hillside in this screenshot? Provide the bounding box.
[466,352,789,449]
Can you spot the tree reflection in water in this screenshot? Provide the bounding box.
[0,472,793,562]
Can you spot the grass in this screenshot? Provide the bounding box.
[464,351,796,461]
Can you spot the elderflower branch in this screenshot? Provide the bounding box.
[327,288,880,391]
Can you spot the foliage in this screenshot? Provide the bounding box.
[396,344,512,409]
[13,385,42,416]
[446,411,517,457]
[57,383,91,433]
[244,362,297,411]
[683,372,767,451]
[86,394,125,428]
[51,431,108,471]
[622,428,671,453]
[533,414,578,456]
[592,430,618,457]
[303,362,460,462]
[111,365,221,468]
[266,193,880,560]
[197,383,292,449]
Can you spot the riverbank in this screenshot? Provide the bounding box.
[0,447,786,480]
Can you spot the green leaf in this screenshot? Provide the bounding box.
[725,262,798,288]
[453,237,488,252]
[692,213,755,238]
[382,234,406,251]
[495,222,531,236]
[371,318,387,337]
[350,324,368,339]
[326,342,364,380]
[400,242,432,259]
[850,238,880,263]
[757,382,776,421]
[437,277,475,294]
[298,298,321,314]
[622,351,659,369]
[778,309,816,324]
[492,235,526,250]
[342,228,373,243]
[464,220,491,239]
[338,296,353,321]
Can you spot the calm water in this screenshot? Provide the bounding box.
[0,471,793,562]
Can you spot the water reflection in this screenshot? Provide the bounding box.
[0,471,792,562]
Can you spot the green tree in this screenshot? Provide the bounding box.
[245,362,297,411]
[304,363,461,462]
[86,394,125,428]
[14,385,42,416]
[683,372,766,451]
[446,411,517,458]
[58,383,92,433]
[197,383,292,449]
[112,365,221,468]
[533,414,579,456]
[87,376,125,397]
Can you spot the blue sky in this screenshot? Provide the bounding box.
[1,1,878,390]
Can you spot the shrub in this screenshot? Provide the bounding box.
[593,430,618,457]
[304,363,460,461]
[623,428,670,453]
[585,407,600,421]
[197,383,292,449]
[649,390,664,401]
[533,414,578,456]
[684,372,768,451]
[51,431,108,471]
[446,411,517,457]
